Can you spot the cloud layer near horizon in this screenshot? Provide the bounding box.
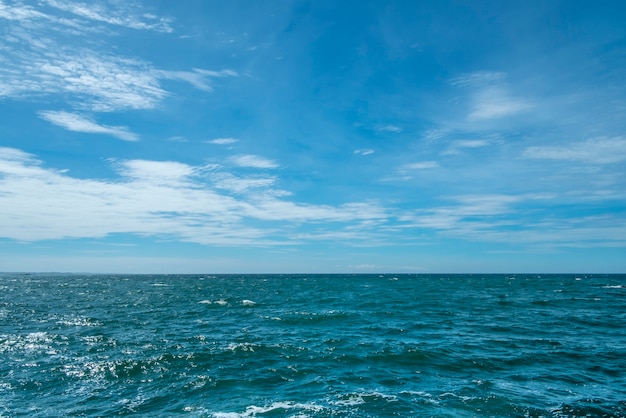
[2,147,624,250]
[0,147,388,245]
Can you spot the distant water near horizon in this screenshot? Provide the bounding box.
[1,273,625,417]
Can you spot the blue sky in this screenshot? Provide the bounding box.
[1,0,625,273]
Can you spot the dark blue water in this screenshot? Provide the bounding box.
[1,274,625,417]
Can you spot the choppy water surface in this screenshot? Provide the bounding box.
[1,274,625,417]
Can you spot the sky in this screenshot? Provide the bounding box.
[1,0,625,273]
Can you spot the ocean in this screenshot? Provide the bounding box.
[0,274,624,417]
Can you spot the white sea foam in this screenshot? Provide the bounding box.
[333,394,365,406]
[226,342,257,352]
[214,299,228,306]
[198,300,212,304]
[0,332,58,355]
[401,390,440,404]
[56,315,101,327]
[183,405,211,414]
[333,391,397,406]
[241,299,256,306]
[212,401,324,417]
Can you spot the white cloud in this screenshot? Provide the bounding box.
[156,69,237,93]
[377,125,402,133]
[0,147,387,244]
[404,161,439,169]
[354,149,375,156]
[450,71,532,121]
[39,111,138,141]
[384,161,440,181]
[468,87,531,120]
[422,129,449,143]
[450,71,506,87]
[398,193,626,248]
[442,139,493,155]
[230,154,279,169]
[42,0,173,32]
[522,137,626,164]
[115,160,196,184]
[2,48,235,112]
[453,139,491,148]
[0,1,233,113]
[0,1,48,21]
[212,172,277,193]
[207,138,239,145]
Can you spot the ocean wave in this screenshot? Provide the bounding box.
[212,401,325,417]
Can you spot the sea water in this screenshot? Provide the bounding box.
[0,274,624,417]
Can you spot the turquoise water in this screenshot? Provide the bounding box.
[1,274,625,417]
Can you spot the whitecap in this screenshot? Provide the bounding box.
[241,300,256,306]
[226,342,256,352]
[214,299,228,306]
[333,394,365,406]
[198,300,213,304]
[56,315,101,327]
[213,401,324,417]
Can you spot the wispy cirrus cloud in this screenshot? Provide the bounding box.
[442,138,494,155]
[354,149,375,156]
[468,87,531,121]
[0,1,47,21]
[522,137,626,164]
[404,161,439,170]
[452,139,491,148]
[206,138,239,145]
[230,154,279,169]
[376,124,402,133]
[0,0,235,135]
[0,0,172,33]
[398,193,626,248]
[450,71,507,87]
[451,71,531,121]
[42,0,174,33]
[212,172,277,194]
[156,69,237,93]
[39,111,139,141]
[3,50,235,112]
[383,161,439,182]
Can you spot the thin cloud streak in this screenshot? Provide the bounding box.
[404,161,439,170]
[230,155,279,169]
[207,138,239,145]
[450,71,532,121]
[155,69,237,93]
[523,137,626,164]
[39,111,139,141]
